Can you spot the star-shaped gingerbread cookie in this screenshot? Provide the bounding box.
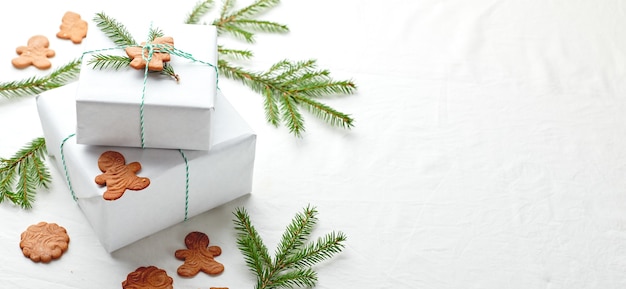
[125,37,174,71]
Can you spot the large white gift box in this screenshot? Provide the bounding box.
[37,83,256,252]
[76,22,218,150]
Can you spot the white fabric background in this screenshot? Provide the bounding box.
[1,0,625,288]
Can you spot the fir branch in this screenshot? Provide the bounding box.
[87,54,132,70]
[274,205,318,266]
[93,12,137,46]
[233,205,346,289]
[148,27,165,42]
[220,23,256,43]
[0,58,82,99]
[234,207,273,277]
[87,54,179,82]
[289,231,347,269]
[279,93,305,136]
[184,0,215,24]
[230,19,289,33]
[293,96,354,128]
[220,0,235,19]
[0,137,50,209]
[263,86,280,127]
[161,63,180,82]
[218,45,254,60]
[269,268,317,288]
[229,0,281,20]
[219,59,355,137]
[214,0,288,43]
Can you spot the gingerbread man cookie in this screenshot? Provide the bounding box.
[95,151,150,201]
[122,266,173,289]
[12,35,55,69]
[20,222,70,263]
[125,37,174,71]
[175,231,224,277]
[56,11,88,44]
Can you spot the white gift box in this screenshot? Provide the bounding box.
[37,83,256,252]
[76,22,218,150]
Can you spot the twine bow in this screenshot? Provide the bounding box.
[126,36,174,71]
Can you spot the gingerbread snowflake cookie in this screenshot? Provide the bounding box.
[12,35,55,69]
[56,11,88,44]
[125,37,174,71]
[122,266,173,289]
[95,151,150,200]
[175,231,224,277]
[20,222,70,263]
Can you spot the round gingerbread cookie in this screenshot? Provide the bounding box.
[122,266,173,289]
[19,222,70,263]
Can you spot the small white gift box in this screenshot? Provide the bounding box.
[37,83,256,252]
[76,22,218,150]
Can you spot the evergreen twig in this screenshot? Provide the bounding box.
[148,27,165,42]
[213,0,288,43]
[161,63,180,82]
[185,0,215,24]
[188,0,356,136]
[93,12,137,46]
[218,59,356,136]
[218,46,254,60]
[0,59,81,99]
[0,137,51,209]
[88,54,132,70]
[233,205,346,289]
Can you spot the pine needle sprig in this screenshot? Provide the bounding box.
[279,94,305,136]
[218,45,254,60]
[274,205,318,265]
[0,137,51,209]
[269,268,317,288]
[214,0,288,43]
[93,12,137,46]
[229,19,289,34]
[0,58,82,99]
[289,231,347,269]
[184,0,215,24]
[177,0,355,135]
[161,63,180,82]
[219,58,355,136]
[234,207,273,277]
[148,27,165,42]
[87,54,132,70]
[220,0,236,19]
[233,205,347,289]
[228,0,281,20]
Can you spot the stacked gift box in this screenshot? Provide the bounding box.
[36,23,256,252]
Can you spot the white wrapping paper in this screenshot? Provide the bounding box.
[76,22,217,150]
[37,83,256,252]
